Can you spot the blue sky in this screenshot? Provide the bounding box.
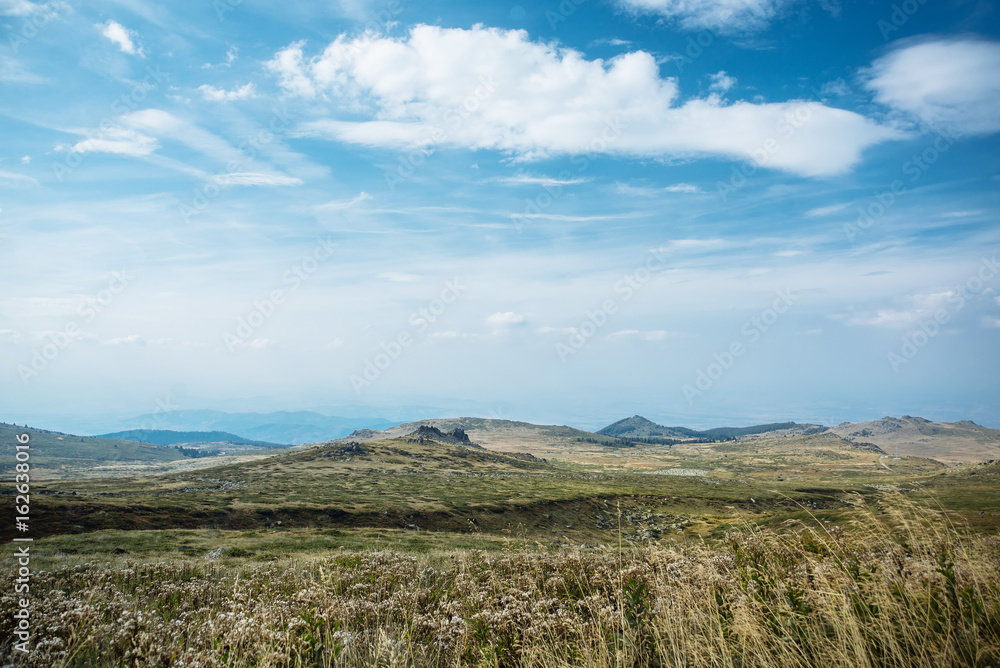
[1,0,999,432]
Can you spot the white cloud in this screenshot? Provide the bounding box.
[805,202,849,217]
[982,316,1000,329]
[219,172,303,186]
[0,328,21,343]
[198,83,256,101]
[106,334,145,346]
[317,192,371,210]
[0,170,40,187]
[618,0,787,33]
[63,126,159,157]
[942,210,984,219]
[266,40,316,97]
[651,238,727,253]
[774,250,803,257]
[20,155,30,164]
[865,37,1000,136]
[98,20,143,56]
[709,70,736,92]
[272,26,900,178]
[492,174,590,187]
[664,183,700,193]
[615,182,700,197]
[0,0,64,18]
[840,291,955,328]
[487,311,526,326]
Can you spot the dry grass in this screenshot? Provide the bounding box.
[3,496,999,667]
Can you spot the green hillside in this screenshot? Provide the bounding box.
[0,422,184,473]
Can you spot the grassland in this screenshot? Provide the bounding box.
[3,423,1000,665]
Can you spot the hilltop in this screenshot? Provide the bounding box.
[828,415,1000,465]
[597,415,826,441]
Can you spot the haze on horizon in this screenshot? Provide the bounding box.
[1,0,999,431]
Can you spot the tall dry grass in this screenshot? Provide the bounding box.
[3,496,999,667]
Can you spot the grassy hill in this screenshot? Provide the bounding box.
[0,422,184,468]
[828,415,1000,465]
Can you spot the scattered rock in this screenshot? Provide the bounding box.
[205,547,230,560]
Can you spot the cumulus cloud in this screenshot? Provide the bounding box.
[98,20,143,56]
[865,37,1000,136]
[618,0,787,33]
[198,83,256,101]
[708,70,736,92]
[269,25,900,178]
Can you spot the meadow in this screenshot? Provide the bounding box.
[3,425,1000,666]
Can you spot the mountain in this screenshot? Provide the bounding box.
[828,416,1000,465]
[95,429,283,448]
[337,417,626,453]
[597,416,825,441]
[111,410,398,445]
[597,416,700,440]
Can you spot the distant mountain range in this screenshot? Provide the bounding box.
[596,415,825,441]
[95,429,284,448]
[111,410,398,445]
[5,413,999,475]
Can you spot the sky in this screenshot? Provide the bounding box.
[1,0,999,432]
